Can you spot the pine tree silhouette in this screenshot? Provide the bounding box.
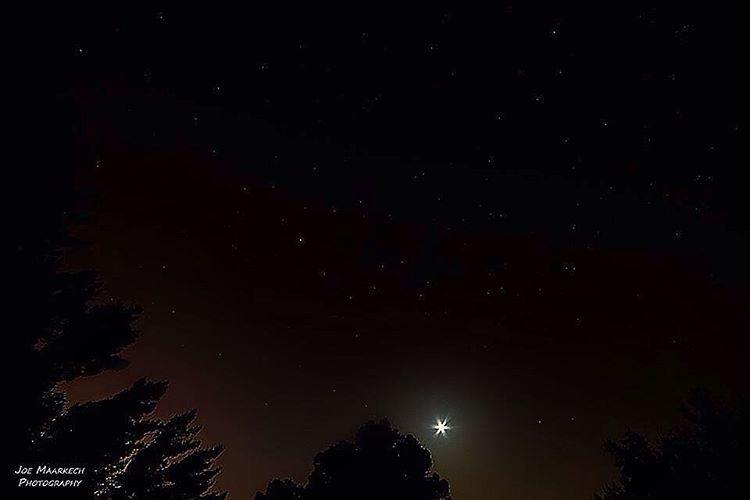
[12,246,227,497]
[35,380,165,497]
[112,409,227,499]
[12,155,226,498]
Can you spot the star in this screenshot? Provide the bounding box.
[433,418,450,436]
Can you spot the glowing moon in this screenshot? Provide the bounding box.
[432,417,451,436]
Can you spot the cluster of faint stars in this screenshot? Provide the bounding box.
[76,6,739,432]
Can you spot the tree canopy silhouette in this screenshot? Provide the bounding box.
[255,419,451,500]
[110,408,226,500]
[12,245,227,498]
[597,392,750,499]
[11,145,226,498]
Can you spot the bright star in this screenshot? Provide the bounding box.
[433,417,450,436]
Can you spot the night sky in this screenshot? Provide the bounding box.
[47,5,750,499]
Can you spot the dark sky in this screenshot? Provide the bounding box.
[54,5,749,499]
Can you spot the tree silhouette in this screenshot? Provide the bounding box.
[597,392,750,499]
[34,379,165,498]
[11,230,148,499]
[12,264,140,459]
[12,165,226,498]
[111,409,227,500]
[12,252,228,498]
[11,255,227,497]
[255,419,451,500]
[256,479,304,500]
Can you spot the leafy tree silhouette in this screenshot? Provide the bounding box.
[597,392,750,499]
[255,419,451,500]
[257,479,304,500]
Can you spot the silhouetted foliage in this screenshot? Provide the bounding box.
[12,265,140,457]
[111,409,227,500]
[11,224,148,499]
[597,392,750,499]
[255,419,451,500]
[257,479,304,500]
[11,158,225,498]
[12,259,227,497]
[11,128,112,458]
